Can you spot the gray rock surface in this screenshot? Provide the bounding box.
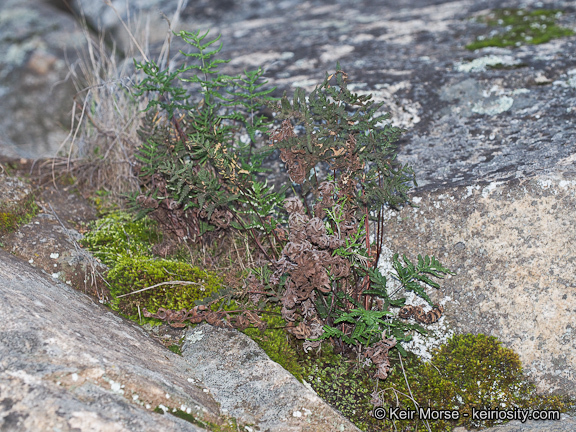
[454,414,576,432]
[68,0,576,190]
[379,171,576,396]
[0,248,221,431]
[0,238,360,431]
[182,324,361,432]
[0,0,82,158]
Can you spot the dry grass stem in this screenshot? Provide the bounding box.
[116,280,203,298]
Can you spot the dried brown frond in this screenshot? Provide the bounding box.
[398,305,444,324]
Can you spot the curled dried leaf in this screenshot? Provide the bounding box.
[399,305,444,324]
[365,335,398,380]
[284,197,305,215]
[306,217,326,239]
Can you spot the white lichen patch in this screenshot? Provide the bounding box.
[472,96,514,115]
[319,44,354,64]
[108,379,125,395]
[186,329,204,344]
[481,181,503,198]
[228,50,294,67]
[456,55,521,72]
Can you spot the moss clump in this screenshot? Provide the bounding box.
[81,211,162,266]
[467,8,574,50]
[0,193,38,238]
[304,334,575,432]
[81,210,225,324]
[153,405,244,431]
[107,256,224,321]
[418,333,573,429]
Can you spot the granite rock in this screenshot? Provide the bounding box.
[182,324,361,432]
[454,414,576,432]
[0,248,219,431]
[0,0,83,158]
[379,171,576,396]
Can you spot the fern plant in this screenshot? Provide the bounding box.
[265,66,454,379]
[132,30,285,244]
[131,32,454,384]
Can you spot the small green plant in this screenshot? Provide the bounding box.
[263,68,454,379]
[132,29,285,246]
[128,27,456,421]
[467,8,574,50]
[136,59,454,381]
[167,344,183,355]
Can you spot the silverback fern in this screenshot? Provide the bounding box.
[135,28,454,383]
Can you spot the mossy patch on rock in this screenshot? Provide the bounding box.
[304,333,575,432]
[81,210,224,324]
[303,347,376,430]
[81,211,162,266]
[467,8,574,50]
[153,405,245,431]
[107,256,224,321]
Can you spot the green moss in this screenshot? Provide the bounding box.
[167,344,183,355]
[0,193,39,238]
[81,211,162,267]
[467,8,574,50]
[153,405,246,431]
[107,255,224,321]
[417,334,574,429]
[81,210,227,324]
[303,334,575,432]
[303,347,376,430]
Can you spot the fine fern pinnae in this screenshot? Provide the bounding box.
[132,33,454,385]
[266,66,454,379]
[132,29,284,250]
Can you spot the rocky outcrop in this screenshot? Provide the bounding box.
[0,245,360,431]
[0,248,221,431]
[182,324,359,432]
[0,0,82,158]
[379,172,576,395]
[1,0,576,430]
[455,415,576,432]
